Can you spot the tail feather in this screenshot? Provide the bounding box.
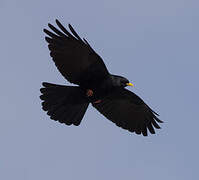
[73,103,89,125]
[40,82,89,126]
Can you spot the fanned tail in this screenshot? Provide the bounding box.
[40,82,89,126]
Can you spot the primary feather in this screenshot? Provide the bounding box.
[44,19,109,87]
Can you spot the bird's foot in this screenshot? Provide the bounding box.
[93,100,101,104]
[86,89,93,97]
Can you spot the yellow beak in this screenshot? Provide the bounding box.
[126,82,134,87]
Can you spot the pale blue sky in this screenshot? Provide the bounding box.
[0,0,199,179]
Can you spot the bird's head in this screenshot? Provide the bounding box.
[111,75,134,88]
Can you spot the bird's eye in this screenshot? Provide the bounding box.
[120,80,129,87]
[121,80,128,84]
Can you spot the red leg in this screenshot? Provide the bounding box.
[94,100,102,104]
[86,89,93,97]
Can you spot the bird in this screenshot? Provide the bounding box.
[40,19,163,136]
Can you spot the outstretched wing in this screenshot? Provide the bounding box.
[44,19,109,86]
[92,88,163,136]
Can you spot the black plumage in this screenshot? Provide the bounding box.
[40,19,163,136]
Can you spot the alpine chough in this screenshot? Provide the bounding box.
[40,19,163,136]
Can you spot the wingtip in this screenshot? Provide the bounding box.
[43,28,50,35]
[48,23,53,28]
[68,24,76,31]
[54,19,70,27]
[68,24,73,30]
[156,117,164,123]
[44,36,49,40]
[55,19,62,26]
[55,19,59,23]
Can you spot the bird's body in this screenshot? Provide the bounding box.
[40,20,163,136]
[82,75,130,102]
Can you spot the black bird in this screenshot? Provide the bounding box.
[40,19,163,136]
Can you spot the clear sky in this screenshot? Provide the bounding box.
[1,0,198,179]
